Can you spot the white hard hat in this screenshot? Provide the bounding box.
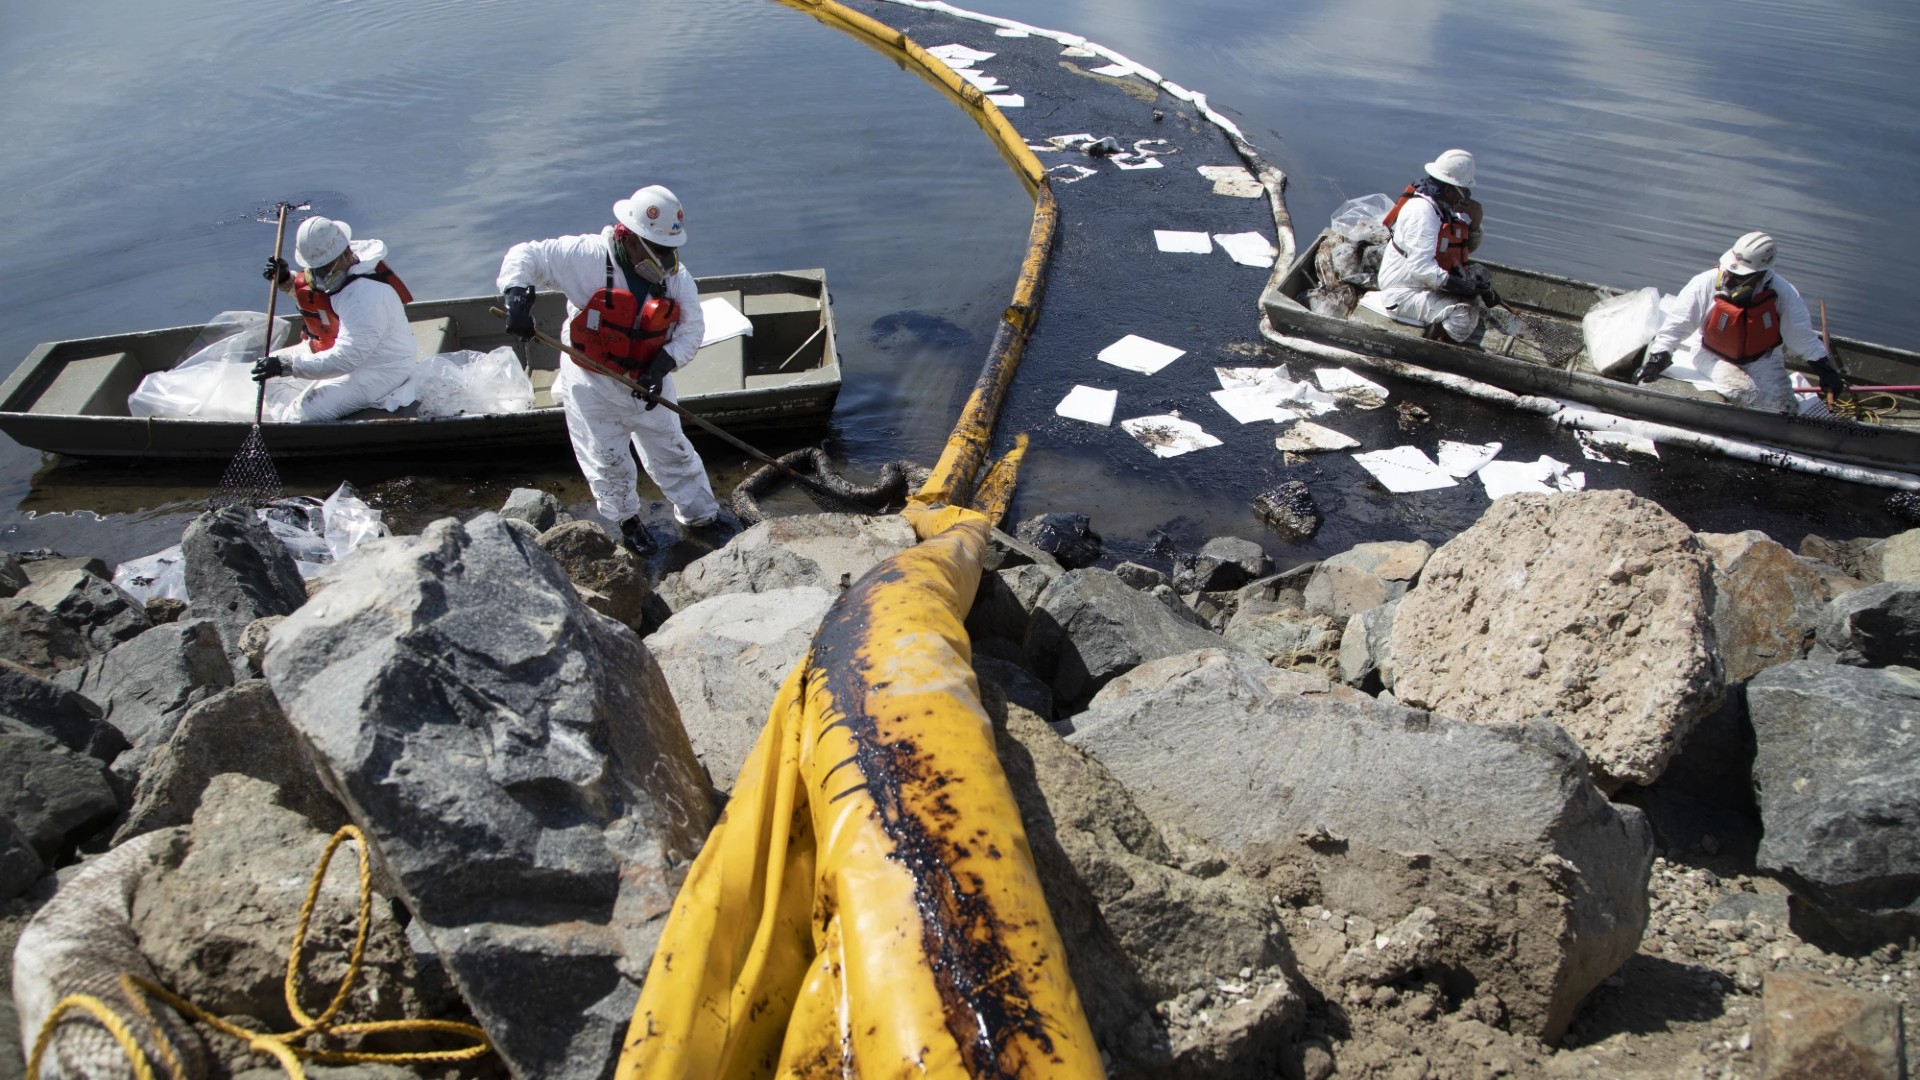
[1423,149,1476,189]
[613,185,687,248]
[1720,231,1776,275]
[294,216,352,269]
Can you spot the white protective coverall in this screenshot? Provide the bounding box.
[1373,194,1481,341]
[496,228,721,526]
[269,239,416,422]
[1648,267,1824,412]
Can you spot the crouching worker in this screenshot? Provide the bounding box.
[496,184,721,552]
[1632,231,1845,410]
[1374,148,1497,344]
[254,216,417,421]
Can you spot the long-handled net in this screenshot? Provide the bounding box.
[210,202,299,511]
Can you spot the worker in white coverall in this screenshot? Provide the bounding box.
[1632,231,1846,411]
[254,217,417,421]
[497,185,721,552]
[1373,149,1496,344]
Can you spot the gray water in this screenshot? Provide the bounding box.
[3,0,1916,568]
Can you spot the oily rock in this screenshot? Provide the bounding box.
[266,513,717,1080]
[1391,491,1721,790]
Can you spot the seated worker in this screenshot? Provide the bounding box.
[254,216,417,421]
[496,183,722,552]
[1373,148,1495,344]
[1633,231,1845,410]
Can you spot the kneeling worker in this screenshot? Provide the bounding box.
[1374,148,1496,344]
[254,216,417,421]
[1634,231,1845,410]
[496,184,721,552]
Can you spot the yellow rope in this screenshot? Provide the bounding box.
[1829,392,1901,424]
[28,825,492,1080]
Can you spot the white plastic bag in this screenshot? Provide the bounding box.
[112,546,186,604]
[1581,287,1663,377]
[1329,193,1396,243]
[322,482,388,562]
[412,347,534,417]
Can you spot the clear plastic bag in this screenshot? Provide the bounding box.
[411,347,534,417]
[109,482,389,599]
[113,546,186,604]
[1329,193,1396,244]
[127,311,300,419]
[1581,287,1663,377]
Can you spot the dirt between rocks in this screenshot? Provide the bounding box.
[1270,855,1916,1080]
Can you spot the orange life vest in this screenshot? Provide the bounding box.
[1383,184,1472,272]
[292,262,413,351]
[567,257,679,376]
[1700,286,1782,364]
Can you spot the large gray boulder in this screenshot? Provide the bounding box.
[16,569,151,657]
[1024,568,1226,712]
[114,680,344,844]
[265,513,716,1080]
[986,681,1298,1076]
[1809,581,1920,668]
[0,657,126,762]
[0,551,27,595]
[656,512,917,612]
[1301,540,1430,622]
[1391,491,1722,791]
[1748,662,1920,947]
[181,505,307,677]
[1698,530,1861,684]
[0,597,91,677]
[54,619,233,782]
[1172,536,1272,595]
[0,717,121,862]
[1068,647,1652,1042]
[647,586,835,793]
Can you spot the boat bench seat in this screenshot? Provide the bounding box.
[33,351,144,416]
[410,316,458,357]
[674,291,746,397]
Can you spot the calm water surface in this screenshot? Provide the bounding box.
[2,0,1915,568]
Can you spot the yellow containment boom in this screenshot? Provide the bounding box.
[617,504,1102,1078]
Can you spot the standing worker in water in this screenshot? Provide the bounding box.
[497,184,722,552]
[1633,231,1846,409]
[1373,148,1497,345]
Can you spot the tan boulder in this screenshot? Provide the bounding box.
[1391,491,1721,790]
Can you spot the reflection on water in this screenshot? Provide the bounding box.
[3,0,1915,566]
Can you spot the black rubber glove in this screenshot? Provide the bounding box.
[1808,357,1847,397]
[1634,350,1674,385]
[251,355,286,383]
[1441,270,1478,298]
[503,285,536,341]
[262,256,290,286]
[634,352,674,409]
[1479,281,1503,308]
